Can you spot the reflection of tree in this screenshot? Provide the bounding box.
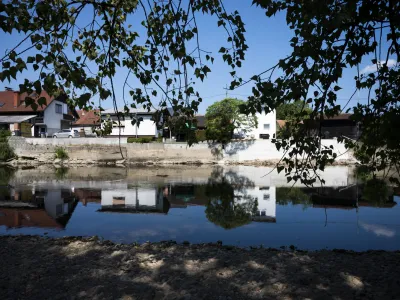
[362,178,391,206]
[276,187,311,207]
[204,167,258,229]
[0,167,15,186]
[55,167,69,180]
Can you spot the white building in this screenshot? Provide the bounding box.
[101,108,160,138]
[234,110,276,140]
[248,111,277,140]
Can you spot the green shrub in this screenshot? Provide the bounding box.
[127,137,153,143]
[195,130,206,142]
[155,136,163,143]
[55,147,69,160]
[0,130,15,161]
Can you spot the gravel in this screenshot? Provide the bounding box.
[1,235,399,300]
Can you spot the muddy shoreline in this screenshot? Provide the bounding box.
[0,235,399,300]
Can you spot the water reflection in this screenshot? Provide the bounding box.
[0,184,77,229]
[0,166,399,250]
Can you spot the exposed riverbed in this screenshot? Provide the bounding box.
[1,235,399,300]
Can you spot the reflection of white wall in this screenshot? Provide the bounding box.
[235,186,276,218]
[44,190,66,218]
[224,166,353,187]
[101,189,137,206]
[101,187,158,208]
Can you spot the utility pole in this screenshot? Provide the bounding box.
[225,84,228,98]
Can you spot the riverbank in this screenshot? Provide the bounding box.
[1,236,399,300]
[6,136,357,166]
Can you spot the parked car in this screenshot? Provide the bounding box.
[53,129,80,138]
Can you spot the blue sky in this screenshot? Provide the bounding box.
[0,0,389,114]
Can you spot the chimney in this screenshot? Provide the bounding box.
[13,92,20,107]
[13,92,19,108]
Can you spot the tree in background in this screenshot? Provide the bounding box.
[276,100,312,121]
[276,100,312,138]
[205,98,257,145]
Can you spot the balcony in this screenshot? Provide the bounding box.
[63,114,75,121]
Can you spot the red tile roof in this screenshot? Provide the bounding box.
[0,90,55,113]
[277,120,286,129]
[74,109,100,126]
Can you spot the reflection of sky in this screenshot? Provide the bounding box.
[360,222,395,238]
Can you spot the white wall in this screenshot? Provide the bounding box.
[223,139,353,162]
[44,100,68,135]
[247,111,277,140]
[107,115,158,137]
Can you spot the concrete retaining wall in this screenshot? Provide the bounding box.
[25,137,128,146]
[8,137,355,165]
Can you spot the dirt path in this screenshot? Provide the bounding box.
[1,236,399,300]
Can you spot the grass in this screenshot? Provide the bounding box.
[127,137,154,143]
[54,147,69,160]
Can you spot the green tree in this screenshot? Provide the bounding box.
[205,98,257,144]
[276,100,312,120]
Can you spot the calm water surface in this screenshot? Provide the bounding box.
[0,165,399,251]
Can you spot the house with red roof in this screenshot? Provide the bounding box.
[0,89,78,137]
[72,109,100,136]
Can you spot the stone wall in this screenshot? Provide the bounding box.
[7,137,356,165]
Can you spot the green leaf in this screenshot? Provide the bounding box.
[36,54,44,63]
[333,86,341,91]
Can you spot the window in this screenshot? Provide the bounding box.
[55,104,62,114]
[263,194,270,200]
[263,124,270,130]
[62,129,70,133]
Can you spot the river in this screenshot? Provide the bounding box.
[0,165,398,250]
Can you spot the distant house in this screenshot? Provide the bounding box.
[236,110,277,140]
[101,107,160,138]
[72,109,100,136]
[305,113,360,139]
[164,114,206,141]
[0,89,78,137]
